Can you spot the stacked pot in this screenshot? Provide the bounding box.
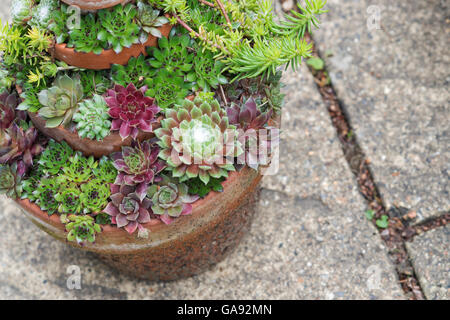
[16,0,265,281]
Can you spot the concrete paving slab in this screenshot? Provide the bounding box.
[406,225,449,300]
[313,0,450,222]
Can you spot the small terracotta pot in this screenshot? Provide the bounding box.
[53,18,173,70]
[16,167,263,281]
[28,111,158,158]
[61,0,130,11]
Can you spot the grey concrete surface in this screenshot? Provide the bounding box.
[313,0,450,223]
[406,225,449,300]
[0,65,405,299]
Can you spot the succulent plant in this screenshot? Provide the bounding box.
[103,184,152,235]
[0,90,25,130]
[38,75,84,128]
[185,176,225,198]
[79,70,112,97]
[34,178,60,215]
[28,0,58,29]
[73,94,111,141]
[80,179,111,214]
[0,68,14,93]
[226,98,272,131]
[67,13,108,55]
[112,55,152,88]
[61,152,96,184]
[95,212,111,225]
[20,164,43,201]
[155,97,243,185]
[147,175,199,225]
[38,140,73,175]
[93,156,118,184]
[112,141,166,201]
[187,48,228,91]
[65,215,101,245]
[105,83,160,140]
[227,98,276,170]
[97,4,140,54]
[144,69,192,109]
[11,0,34,25]
[136,1,169,43]
[0,163,22,198]
[0,121,43,175]
[148,35,193,77]
[55,187,82,215]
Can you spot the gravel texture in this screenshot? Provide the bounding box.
[313,0,450,223]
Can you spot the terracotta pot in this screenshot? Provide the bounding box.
[53,18,173,70]
[28,111,158,158]
[16,167,263,281]
[61,0,130,11]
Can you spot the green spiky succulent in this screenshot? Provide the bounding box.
[11,0,34,25]
[155,97,243,185]
[0,163,22,198]
[80,179,111,214]
[187,47,228,92]
[95,212,111,225]
[34,178,60,215]
[73,94,111,141]
[146,174,199,225]
[93,157,117,184]
[136,0,169,43]
[55,187,82,215]
[186,176,225,198]
[65,215,101,244]
[61,152,97,183]
[38,140,73,175]
[145,69,192,109]
[112,55,152,88]
[20,164,43,201]
[38,75,84,128]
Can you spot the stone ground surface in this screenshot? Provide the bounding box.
[313,0,449,223]
[0,0,447,300]
[406,225,449,300]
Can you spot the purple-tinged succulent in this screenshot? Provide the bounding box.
[105,83,160,140]
[0,122,44,175]
[103,184,152,235]
[112,140,166,200]
[0,90,25,129]
[146,174,199,225]
[226,98,277,170]
[226,97,272,131]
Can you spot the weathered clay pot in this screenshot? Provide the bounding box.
[53,18,173,70]
[61,0,130,11]
[28,111,158,158]
[16,167,263,281]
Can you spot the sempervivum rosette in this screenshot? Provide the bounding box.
[226,98,277,170]
[146,174,199,225]
[112,140,166,200]
[155,97,243,185]
[103,184,152,235]
[105,83,160,140]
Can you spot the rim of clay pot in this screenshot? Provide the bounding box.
[52,15,173,70]
[27,95,196,158]
[61,0,131,11]
[16,165,264,252]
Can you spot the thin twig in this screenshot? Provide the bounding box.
[173,13,224,52]
[215,0,232,28]
[199,0,215,7]
[219,84,228,106]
